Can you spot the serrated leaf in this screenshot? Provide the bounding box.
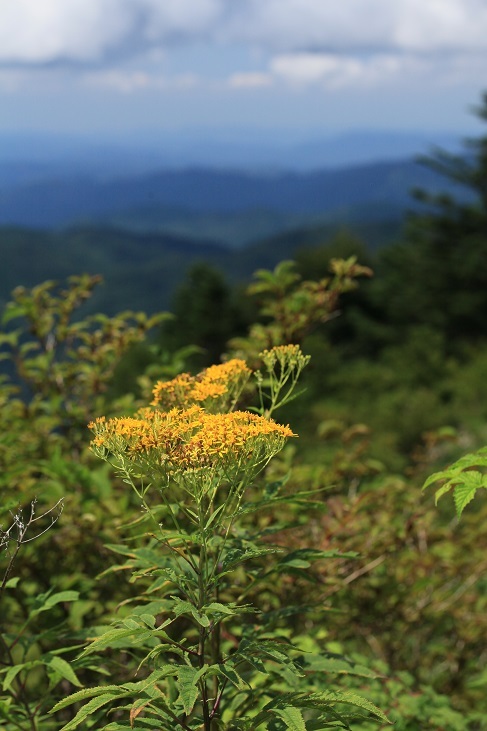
[303,653,378,679]
[58,691,128,731]
[433,481,455,504]
[215,663,248,690]
[130,698,151,728]
[318,689,388,721]
[221,545,282,571]
[176,665,204,715]
[50,684,123,713]
[81,627,154,655]
[271,706,307,730]
[453,481,483,517]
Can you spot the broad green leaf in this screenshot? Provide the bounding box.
[46,655,82,687]
[31,590,79,616]
[454,480,486,517]
[4,577,20,589]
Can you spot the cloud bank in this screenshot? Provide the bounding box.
[1,0,486,66]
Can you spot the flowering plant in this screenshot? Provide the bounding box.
[52,347,387,730]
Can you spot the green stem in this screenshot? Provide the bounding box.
[197,501,211,731]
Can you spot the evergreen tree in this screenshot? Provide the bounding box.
[162,262,248,367]
[373,92,487,346]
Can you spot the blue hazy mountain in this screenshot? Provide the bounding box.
[0,157,463,242]
[0,127,468,257]
[0,128,461,176]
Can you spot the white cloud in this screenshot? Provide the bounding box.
[0,1,133,63]
[0,0,221,65]
[227,72,272,89]
[227,1,487,54]
[1,0,487,67]
[82,68,199,92]
[269,53,423,89]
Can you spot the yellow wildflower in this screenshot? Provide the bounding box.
[89,406,294,486]
[152,359,250,412]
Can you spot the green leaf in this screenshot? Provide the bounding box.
[46,655,82,687]
[264,690,389,724]
[170,596,210,627]
[57,691,128,731]
[432,480,455,504]
[303,653,378,679]
[271,706,307,731]
[2,664,26,692]
[203,601,253,620]
[454,479,486,517]
[176,665,206,714]
[279,549,358,569]
[204,503,226,530]
[50,685,123,713]
[214,663,248,690]
[31,590,79,616]
[81,625,158,655]
[4,576,20,589]
[221,545,282,571]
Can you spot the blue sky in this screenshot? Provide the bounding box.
[1,0,486,138]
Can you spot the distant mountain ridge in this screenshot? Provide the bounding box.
[0,157,463,235]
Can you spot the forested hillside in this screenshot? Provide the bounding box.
[0,217,400,314]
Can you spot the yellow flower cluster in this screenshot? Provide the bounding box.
[89,406,294,482]
[151,359,250,413]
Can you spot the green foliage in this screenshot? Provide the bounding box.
[229,258,372,361]
[50,351,388,731]
[0,500,82,731]
[0,275,173,729]
[423,447,487,516]
[337,658,483,731]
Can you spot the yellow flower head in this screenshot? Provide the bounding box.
[89,406,294,484]
[151,359,250,412]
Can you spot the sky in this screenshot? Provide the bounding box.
[0,0,487,140]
